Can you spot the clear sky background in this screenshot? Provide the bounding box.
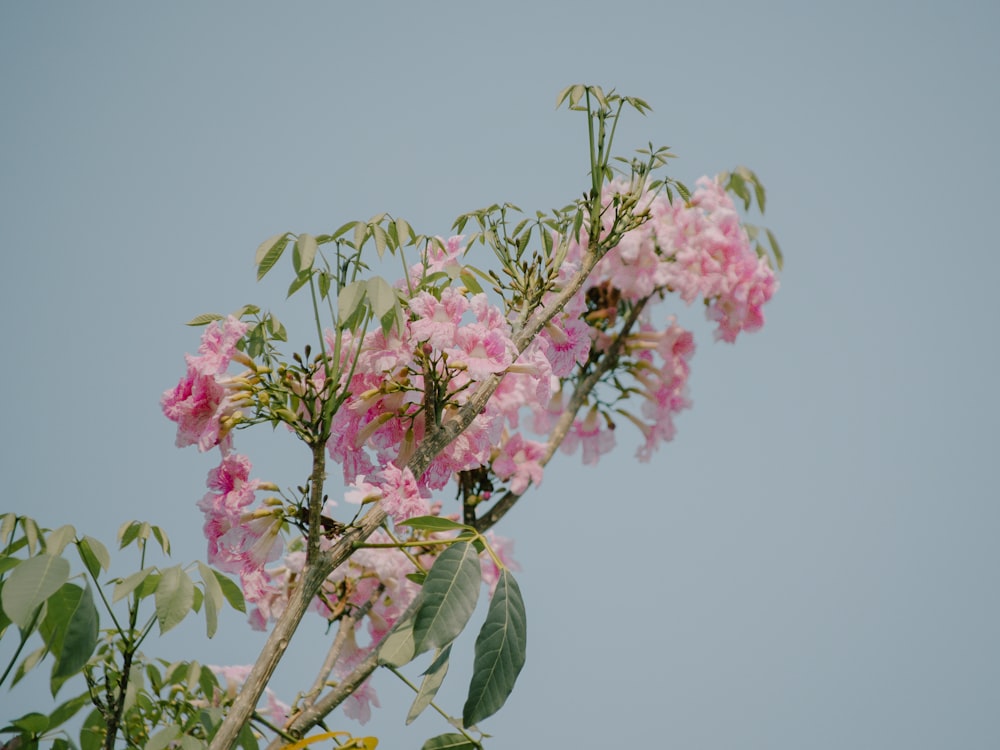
[2,2,998,748]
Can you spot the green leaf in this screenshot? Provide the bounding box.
[1,553,70,629]
[151,526,171,555]
[44,525,75,556]
[255,233,289,280]
[12,644,47,686]
[11,711,49,735]
[236,721,260,750]
[395,217,413,245]
[146,724,181,750]
[79,708,106,750]
[287,270,311,298]
[48,691,89,729]
[77,536,110,579]
[297,233,318,272]
[406,645,451,725]
[117,520,142,549]
[413,541,481,654]
[155,566,194,634]
[53,584,98,683]
[458,269,483,295]
[377,614,416,667]
[366,276,397,320]
[421,734,477,750]
[372,224,389,258]
[338,279,367,325]
[330,220,357,242]
[352,221,367,251]
[1,512,17,547]
[462,570,527,727]
[185,312,225,327]
[23,517,40,554]
[398,516,470,533]
[197,562,224,638]
[211,569,245,613]
[317,270,331,300]
[112,567,155,603]
[40,583,83,656]
[766,228,784,270]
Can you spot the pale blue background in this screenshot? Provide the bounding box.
[2,2,998,748]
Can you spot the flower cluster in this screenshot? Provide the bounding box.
[162,171,778,727]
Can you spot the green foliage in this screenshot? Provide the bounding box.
[412,541,482,655]
[719,166,783,270]
[2,554,70,629]
[406,646,451,725]
[376,614,417,669]
[463,571,526,727]
[421,734,480,750]
[1,516,247,748]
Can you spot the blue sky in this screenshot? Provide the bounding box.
[2,2,998,748]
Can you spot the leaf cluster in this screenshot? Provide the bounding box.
[0,515,247,749]
[375,520,526,746]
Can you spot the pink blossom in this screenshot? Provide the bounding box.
[659,177,779,341]
[197,452,260,571]
[377,463,430,523]
[208,664,253,700]
[190,316,249,375]
[531,379,566,435]
[470,293,508,330]
[347,466,429,524]
[161,362,238,452]
[448,323,514,379]
[562,406,616,465]
[342,677,381,725]
[356,324,416,373]
[264,689,291,726]
[344,474,382,506]
[162,317,249,452]
[540,316,591,377]
[492,433,546,495]
[490,339,554,430]
[409,234,466,282]
[408,287,470,349]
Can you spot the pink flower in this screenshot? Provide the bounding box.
[264,689,291,726]
[408,287,470,349]
[197,452,260,571]
[408,234,466,282]
[162,316,249,452]
[377,463,429,523]
[344,474,382,506]
[540,316,591,377]
[347,466,429,525]
[190,316,248,375]
[356,324,416,373]
[659,177,779,341]
[209,664,253,700]
[492,433,545,495]
[342,677,381,725]
[562,406,616,466]
[161,362,237,452]
[448,323,514,379]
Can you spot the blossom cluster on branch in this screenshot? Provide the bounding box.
[158,85,781,749]
[160,175,777,730]
[1,85,781,750]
